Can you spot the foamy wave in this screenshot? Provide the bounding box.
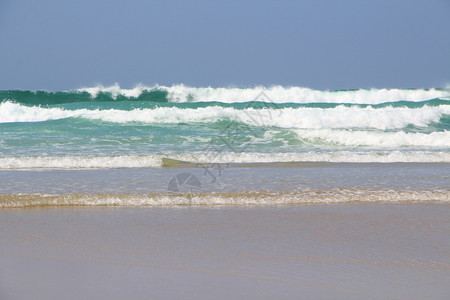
[0,151,449,169]
[78,84,450,104]
[295,129,450,147]
[0,155,161,169]
[1,190,448,208]
[1,101,449,130]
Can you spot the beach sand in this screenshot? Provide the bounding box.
[1,203,449,299]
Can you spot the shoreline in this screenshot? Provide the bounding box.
[1,162,448,208]
[1,190,449,209]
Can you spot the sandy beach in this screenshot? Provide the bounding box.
[1,203,449,299]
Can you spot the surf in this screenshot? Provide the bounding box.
[1,152,449,170]
[1,101,449,131]
[1,84,450,105]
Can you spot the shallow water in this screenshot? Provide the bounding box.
[1,163,448,208]
[1,163,449,193]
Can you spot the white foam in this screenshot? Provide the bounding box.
[0,155,161,169]
[295,129,450,147]
[0,101,72,123]
[1,102,448,131]
[0,151,448,169]
[77,84,450,104]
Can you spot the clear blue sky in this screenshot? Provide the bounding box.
[1,0,449,90]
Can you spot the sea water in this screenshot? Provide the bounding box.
[0,85,449,207]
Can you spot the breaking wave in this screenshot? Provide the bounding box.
[78,84,450,104]
[1,84,449,105]
[1,101,449,131]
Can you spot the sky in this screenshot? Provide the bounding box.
[0,0,449,91]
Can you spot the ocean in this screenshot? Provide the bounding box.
[0,85,449,206]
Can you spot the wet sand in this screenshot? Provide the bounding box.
[1,203,449,299]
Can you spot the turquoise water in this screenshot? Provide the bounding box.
[0,85,449,169]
